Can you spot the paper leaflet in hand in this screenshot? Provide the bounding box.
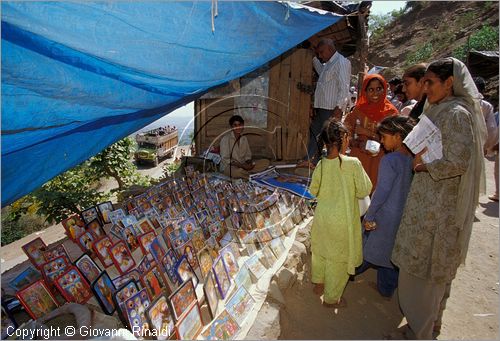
[403,114,443,163]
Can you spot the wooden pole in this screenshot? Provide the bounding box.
[357,11,369,93]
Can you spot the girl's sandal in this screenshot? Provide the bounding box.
[322,297,347,308]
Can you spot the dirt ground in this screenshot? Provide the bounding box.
[1,157,498,339]
[280,157,499,340]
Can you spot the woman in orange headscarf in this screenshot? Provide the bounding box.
[344,74,399,190]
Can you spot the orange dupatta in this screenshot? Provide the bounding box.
[355,74,398,122]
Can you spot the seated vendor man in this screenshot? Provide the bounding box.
[219,115,270,179]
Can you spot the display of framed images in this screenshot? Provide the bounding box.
[16,279,59,320]
[197,247,213,280]
[146,295,175,340]
[42,255,70,285]
[261,245,277,269]
[174,256,198,288]
[176,240,199,271]
[244,253,266,279]
[225,286,256,327]
[124,288,151,336]
[141,266,168,300]
[86,218,105,238]
[113,279,140,323]
[148,237,166,264]
[61,214,86,241]
[91,271,116,315]
[203,270,220,320]
[169,228,189,249]
[175,302,203,340]
[81,206,100,225]
[22,237,47,269]
[42,244,69,263]
[234,264,253,292]
[109,208,126,226]
[78,231,96,255]
[137,256,153,275]
[137,230,156,256]
[212,256,231,299]
[220,246,239,279]
[109,241,136,275]
[121,225,140,252]
[92,235,114,268]
[112,270,141,289]
[75,253,102,284]
[137,217,155,234]
[55,266,93,304]
[191,229,205,252]
[97,201,114,224]
[200,309,240,340]
[9,266,42,292]
[160,250,181,288]
[169,279,198,321]
[270,238,286,259]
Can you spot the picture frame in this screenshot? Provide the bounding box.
[191,229,206,252]
[212,256,231,299]
[174,256,199,288]
[113,279,140,323]
[121,225,140,252]
[137,256,154,275]
[61,214,86,241]
[91,271,116,315]
[175,240,199,271]
[81,206,101,225]
[16,279,59,320]
[197,247,214,280]
[144,209,162,230]
[137,217,155,234]
[43,243,69,263]
[92,235,114,268]
[200,309,240,340]
[78,231,97,255]
[21,237,47,269]
[86,218,105,238]
[234,264,253,292]
[9,266,42,292]
[160,250,181,289]
[41,255,70,285]
[109,241,136,275]
[175,302,203,340]
[169,278,198,321]
[75,253,102,284]
[108,208,126,226]
[244,253,266,279]
[55,266,94,304]
[179,217,197,236]
[146,294,175,340]
[220,246,239,279]
[270,238,286,259]
[97,201,114,224]
[225,284,256,327]
[141,266,168,300]
[137,230,157,256]
[148,237,166,264]
[261,245,277,269]
[112,269,141,289]
[124,288,151,336]
[203,270,220,320]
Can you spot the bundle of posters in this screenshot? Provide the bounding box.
[250,167,314,200]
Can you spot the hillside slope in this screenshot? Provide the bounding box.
[367,1,499,101]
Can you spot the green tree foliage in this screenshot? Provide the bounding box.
[368,13,392,40]
[405,42,434,66]
[453,25,499,61]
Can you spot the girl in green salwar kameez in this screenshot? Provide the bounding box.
[309,120,372,308]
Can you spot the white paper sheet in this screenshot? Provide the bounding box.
[403,114,443,163]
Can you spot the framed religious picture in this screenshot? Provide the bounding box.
[81,206,101,225]
[148,237,166,264]
[174,256,199,288]
[160,221,176,249]
[22,237,47,269]
[111,269,141,289]
[121,225,140,253]
[175,240,199,271]
[137,230,157,256]
[270,238,286,259]
[160,250,181,289]
[124,288,151,336]
[109,208,126,226]
[75,253,102,284]
[109,241,136,275]
[261,245,277,269]
[43,244,69,263]
[141,266,168,300]
[92,235,114,268]
[137,217,155,234]
[78,231,97,255]
[190,229,206,252]
[175,302,203,340]
[86,218,105,238]
[137,256,154,275]
[146,294,175,340]
[113,279,140,324]
[203,270,220,320]
[256,228,273,245]
[61,214,86,241]
[225,285,256,327]
[197,247,214,280]
[179,217,197,237]
[41,255,70,286]
[91,271,116,315]
[220,246,239,280]
[109,224,124,239]
[144,209,162,230]
[169,228,189,249]
[242,232,257,256]
[218,231,234,249]
[200,309,240,340]
[212,256,231,299]
[16,279,59,320]
[97,201,114,224]
[169,279,198,321]
[54,266,93,304]
[9,266,42,292]
[234,264,253,292]
[244,253,266,279]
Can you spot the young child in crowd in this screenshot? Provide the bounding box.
[356,116,415,298]
[308,119,372,307]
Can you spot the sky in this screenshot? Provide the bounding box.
[143,1,408,129]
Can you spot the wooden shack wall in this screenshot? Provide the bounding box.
[195,47,314,163]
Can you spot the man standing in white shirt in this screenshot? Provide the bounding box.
[219,115,270,179]
[298,38,351,168]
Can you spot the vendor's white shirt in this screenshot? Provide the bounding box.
[219,132,252,171]
[313,52,351,111]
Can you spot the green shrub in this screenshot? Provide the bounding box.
[405,42,434,66]
[1,207,49,246]
[453,25,499,61]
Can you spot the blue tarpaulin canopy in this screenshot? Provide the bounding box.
[1,1,341,206]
